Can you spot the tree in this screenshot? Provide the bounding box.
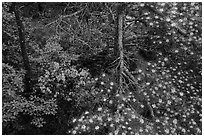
[12,3,32,97]
[2,2,201,135]
[67,2,201,135]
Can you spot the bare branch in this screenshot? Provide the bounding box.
[105,3,115,23]
[45,6,86,27]
[61,7,85,18]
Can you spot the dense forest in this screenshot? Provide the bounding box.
[2,2,202,135]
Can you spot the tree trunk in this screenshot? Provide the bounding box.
[115,3,126,93]
[13,3,32,97]
[118,7,125,92]
[115,3,155,120]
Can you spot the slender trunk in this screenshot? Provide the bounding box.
[115,3,126,93]
[118,11,124,92]
[13,3,32,96]
[115,4,155,120]
[114,3,127,56]
[114,11,119,56]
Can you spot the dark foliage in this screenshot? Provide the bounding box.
[138,48,157,61]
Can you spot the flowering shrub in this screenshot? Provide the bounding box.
[67,48,201,135]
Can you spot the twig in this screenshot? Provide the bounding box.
[124,21,134,31]
[108,57,120,68]
[61,7,85,19]
[45,20,58,27]
[105,3,115,23]
[45,6,86,27]
[123,66,138,84]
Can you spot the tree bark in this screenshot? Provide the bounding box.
[114,8,119,56]
[118,10,124,92]
[13,3,32,96]
[115,3,126,93]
